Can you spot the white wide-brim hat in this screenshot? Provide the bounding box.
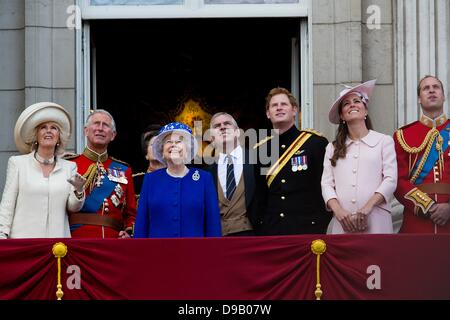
[14,102,72,154]
[328,79,377,124]
[152,122,199,164]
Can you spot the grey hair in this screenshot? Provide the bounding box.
[158,131,193,165]
[210,112,239,129]
[85,109,117,133]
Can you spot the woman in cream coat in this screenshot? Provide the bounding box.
[321,80,397,234]
[0,102,86,239]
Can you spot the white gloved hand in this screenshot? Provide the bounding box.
[67,172,86,192]
[0,231,8,239]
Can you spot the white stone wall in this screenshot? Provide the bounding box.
[0,0,25,194]
[0,0,76,194]
[395,0,450,127]
[312,0,395,141]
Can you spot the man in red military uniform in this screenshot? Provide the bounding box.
[394,75,450,233]
[66,109,136,238]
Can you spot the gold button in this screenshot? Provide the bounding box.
[281,196,286,200]
[104,207,109,212]
[281,145,286,149]
[281,179,286,183]
[280,213,285,218]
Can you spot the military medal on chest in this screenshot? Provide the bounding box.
[291,155,308,172]
[107,166,128,184]
[95,163,107,187]
[301,155,308,170]
[291,157,298,172]
[110,184,124,208]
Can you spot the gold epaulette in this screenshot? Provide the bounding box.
[404,187,435,213]
[62,152,80,160]
[302,128,324,137]
[111,157,130,166]
[132,172,145,178]
[253,136,273,149]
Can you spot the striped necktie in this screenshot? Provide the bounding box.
[226,155,236,200]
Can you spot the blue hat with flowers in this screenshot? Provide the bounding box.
[152,122,199,164]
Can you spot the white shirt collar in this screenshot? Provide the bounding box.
[218,145,243,164]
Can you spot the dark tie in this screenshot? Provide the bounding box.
[226,155,236,200]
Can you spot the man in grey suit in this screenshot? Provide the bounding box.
[207,112,257,236]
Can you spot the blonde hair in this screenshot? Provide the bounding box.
[28,122,68,155]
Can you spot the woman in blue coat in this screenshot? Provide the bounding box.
[134,122,221,238]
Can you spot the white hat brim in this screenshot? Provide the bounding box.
[329,79,377,124]
[14,102,72,154]
[152,129,199,164]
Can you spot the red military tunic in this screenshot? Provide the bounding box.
[393,113,450,233]
[67,148,136,238]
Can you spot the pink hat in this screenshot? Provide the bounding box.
[328,79,377,124]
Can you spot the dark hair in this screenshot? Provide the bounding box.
[330,104,373,167]
[265,87,299,111]
[141,124,161,155]
[417,75,445,96]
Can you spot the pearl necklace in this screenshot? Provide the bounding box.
[34,151,55,165]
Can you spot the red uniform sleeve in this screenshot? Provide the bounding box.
[393,131,416,213]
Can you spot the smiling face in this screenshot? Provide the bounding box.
[84,112,116,153]
[266,93,298,130]
[36,121,60,150]
[162,132,188,165]
[418,76,446,116]
[339,93,368,124]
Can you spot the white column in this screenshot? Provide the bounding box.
[436,0,449,116]
[395,0,450,127]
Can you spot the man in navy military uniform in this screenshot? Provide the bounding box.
[254,87,331,235]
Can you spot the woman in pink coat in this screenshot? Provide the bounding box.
[321,80,397,234]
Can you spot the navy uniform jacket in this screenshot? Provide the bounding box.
[254,125,331,235]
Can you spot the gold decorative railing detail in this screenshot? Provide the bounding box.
[311,239,327,300]
[52,242,67,300]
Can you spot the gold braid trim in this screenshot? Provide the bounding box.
[404,187,435,213]
[83,163,98,192]
[396,128,440,184]
[409,133,437,184]
[396,128,438,154]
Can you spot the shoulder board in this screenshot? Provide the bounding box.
[132,172,145,178]
[62,152,80,160]
[253,136,273,149]
[111,157,130,167]
[302,128,324,137]
[397,121,419,131]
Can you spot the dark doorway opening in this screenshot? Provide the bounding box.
[91,17,300,173]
